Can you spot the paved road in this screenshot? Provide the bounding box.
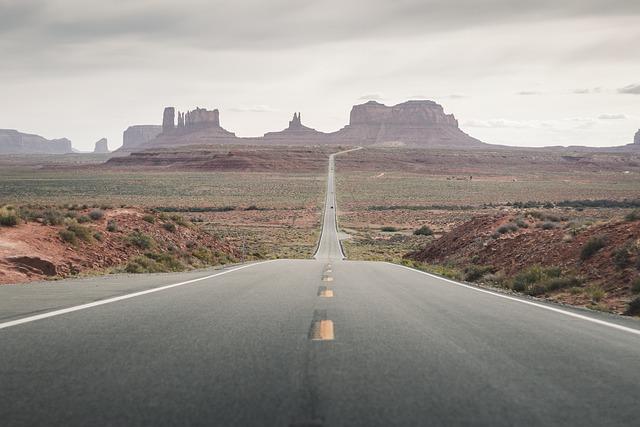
[1,150,640,426]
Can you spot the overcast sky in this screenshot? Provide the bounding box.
[1,0,639,150]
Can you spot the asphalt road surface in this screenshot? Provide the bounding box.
[1,149,640,426]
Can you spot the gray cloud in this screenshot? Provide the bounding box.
[2,1,639,73]
[598,113,627,120]
[618,84,640,94]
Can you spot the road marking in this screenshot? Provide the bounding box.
[325,269,333,274]
[309,309,335,340]
[319,289,334,298]
[0,260,278,331]
[310,320,335,340]
[389,263,640,338]
[322,276,334,282]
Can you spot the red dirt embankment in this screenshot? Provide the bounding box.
[408,211,640,314]
[0,208,236,285]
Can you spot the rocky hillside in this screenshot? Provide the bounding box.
[0,205,237,284]
[0,129,73,154]
[407,210,640,315]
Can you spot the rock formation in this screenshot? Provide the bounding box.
[331,100,483,147]
[184,107,220,129]
[0,129,73,154]
[121,125,162,151]
[123,100,485,150]
[262,112,326,144]
[93,138,109,153]
[635,129,640,145]
[147,106,236,148]
[162,107,175,133]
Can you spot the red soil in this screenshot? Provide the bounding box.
[0,208,236,285]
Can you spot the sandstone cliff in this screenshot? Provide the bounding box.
[330,100,483,147]
[93,138,109,153]
[122,125,162,151]
[150,107,237,148]
[0,129,73,154]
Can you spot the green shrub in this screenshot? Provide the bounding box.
[580,236,606,260]
[125,253,185,273]
[163,222,177,233]
[77,215,91,223]
[67,224,93,242]
[625,210,640,222]
[627,296,640,316]
[0,206,19,226]
[413,225,433,236]
[192,247,215,263]
[142,214,155,223]
[510,266,579,295]
[541,222,556,230]
[42,209,65,226]
[127,231,154,249]
[612,244,632,268]
[89,209,104,220]
[169,214,189,227]
[464,265,494,282]
[380,226,399,232]
[106,220,118,232]
[586,285,605,302]
[515,218,529,228]
[144,252,185,271]
[93,232,104,242]
[631,277,640,294]
[497,223,518,234]
[58,229,77,245]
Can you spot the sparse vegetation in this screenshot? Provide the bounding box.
[0,206,19,226]
[42,209,65,226]
[162,222,177,233]
[66,224,94,242]
[413,225,433,236]
[142,214,155,223]
[497,223,519,234]
[625,210,640,222]
[627,296,640,316]
[380,226,399,232]
[586,285,605,303]
[106,220,118,232]
[463,265,494,282]
[125,253,185,274]
[510,266,580,296]
[580,236,606,260]
[612,244,633,269]
[126,231,154,249]
[58,229,77,245]
[89,209,104,221]
[631,277,640,294]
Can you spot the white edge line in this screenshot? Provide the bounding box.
[0,260,279,331]
[387,262,640,337]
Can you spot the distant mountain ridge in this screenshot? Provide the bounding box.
[124,100,484,150]
[0,129,73,154]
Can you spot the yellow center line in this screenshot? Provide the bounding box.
[310,320,335,341]
[319,289,334,297]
